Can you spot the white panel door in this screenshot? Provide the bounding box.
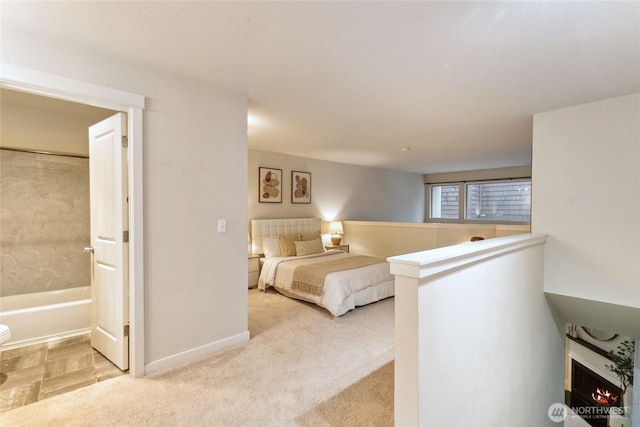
[88,112,129,370]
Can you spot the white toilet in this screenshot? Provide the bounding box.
[0,324,11,346]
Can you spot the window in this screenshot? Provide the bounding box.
[426,179,531,224]
[430,184,459,219]
[466,181,531,222]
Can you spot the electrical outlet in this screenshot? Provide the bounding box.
[218,219,227,233]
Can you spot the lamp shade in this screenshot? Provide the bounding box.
[329,221,344,234]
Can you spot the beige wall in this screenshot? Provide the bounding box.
[342,221,530,258]
[249,149,425,224]
[0,102,112,156]
[390,235,564,425]
[533,93,640,345]
[533,93,640,309]
[2,28,249,368]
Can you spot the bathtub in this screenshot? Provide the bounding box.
[0,286,91,349]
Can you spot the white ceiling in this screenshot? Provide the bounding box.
[3,1,639,173]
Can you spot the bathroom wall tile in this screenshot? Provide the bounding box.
[0,150,90,297]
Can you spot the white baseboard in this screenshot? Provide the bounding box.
[143,331,250,375]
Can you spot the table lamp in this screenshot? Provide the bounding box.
[329,221,344,245]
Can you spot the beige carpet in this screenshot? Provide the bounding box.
[1,288,394,426]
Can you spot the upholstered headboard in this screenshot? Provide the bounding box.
[251,217,321,255]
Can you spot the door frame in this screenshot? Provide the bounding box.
[1,63,146,377]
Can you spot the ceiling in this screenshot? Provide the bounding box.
[3,1,639,174]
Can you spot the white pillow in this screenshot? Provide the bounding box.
[294,238,325,256]
[262,238,282,257]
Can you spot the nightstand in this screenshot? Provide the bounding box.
[248,255,260,288]
[325,244,349,253]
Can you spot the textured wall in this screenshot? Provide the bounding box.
[0,149,90,296]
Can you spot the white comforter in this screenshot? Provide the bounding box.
[258,250,394,316]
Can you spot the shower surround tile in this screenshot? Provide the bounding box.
[0,150,90,296]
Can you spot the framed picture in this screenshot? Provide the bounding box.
[291,171,311,204]
[259,167,282,203]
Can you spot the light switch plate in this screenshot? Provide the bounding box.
[218,219,227,233]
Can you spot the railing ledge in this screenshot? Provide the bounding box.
[387,233,547,280]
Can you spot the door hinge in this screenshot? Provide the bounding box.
[123,231,129,243]
[124,324,130,337]
[122,136,129,148]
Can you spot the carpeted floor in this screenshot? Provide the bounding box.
[0,288,394,426]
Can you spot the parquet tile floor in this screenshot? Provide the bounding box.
[0,333,125,412]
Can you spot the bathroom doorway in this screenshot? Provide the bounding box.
[0,65,145,378]
[2,107,132,371]
[1,91,129,368]
[0,90,129,410]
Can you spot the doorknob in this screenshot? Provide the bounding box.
[83,246,95,254]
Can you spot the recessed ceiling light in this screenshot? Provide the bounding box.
[400,147,411,152]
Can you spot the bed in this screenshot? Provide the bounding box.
[251,218,395,316]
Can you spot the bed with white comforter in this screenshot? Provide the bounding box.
[258,249,395,316]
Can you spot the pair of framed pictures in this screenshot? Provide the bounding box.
[259,167,311,204]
